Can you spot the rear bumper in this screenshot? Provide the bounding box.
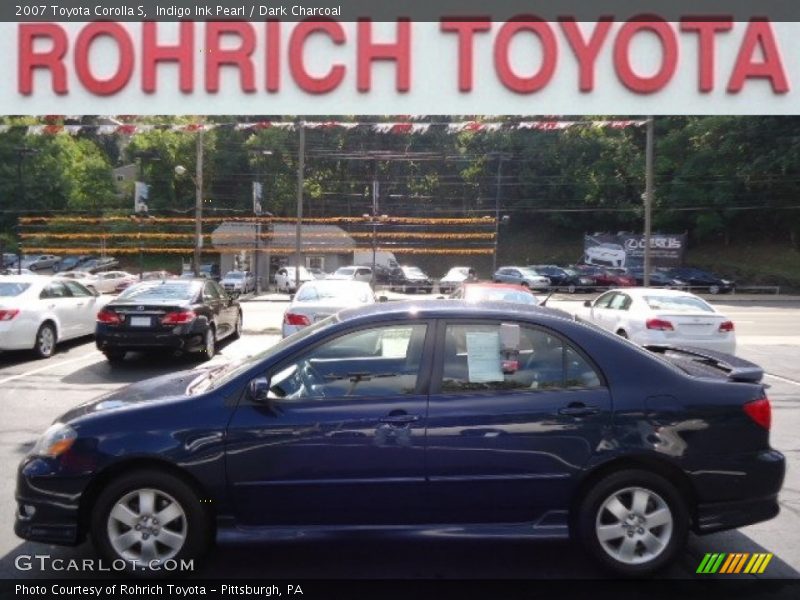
[96,322,210,353]
[694,494,780,535]
[690,449,785,534]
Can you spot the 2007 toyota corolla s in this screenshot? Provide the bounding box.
[15,301,784,575]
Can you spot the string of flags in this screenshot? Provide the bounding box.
[1,119,647,137]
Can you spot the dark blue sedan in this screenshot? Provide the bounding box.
[15,302,784,576]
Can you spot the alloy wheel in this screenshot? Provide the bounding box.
[37,325,55,357]
[106,488,187,565]
[595,486,673,565]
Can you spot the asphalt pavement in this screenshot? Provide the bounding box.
[0,296,798,581]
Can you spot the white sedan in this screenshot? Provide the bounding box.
[0,275,111,358]
[282,280,375,337]
[91,271,138,294]
[55,270,100,293]
[274,266,314,293]
[581,288,736,355]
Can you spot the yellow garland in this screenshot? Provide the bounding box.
[20,246,495,255]
[19,216,496,225]
[20,232,495,240]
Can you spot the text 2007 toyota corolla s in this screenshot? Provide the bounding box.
[15,301,784,575]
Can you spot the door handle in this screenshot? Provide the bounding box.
[558,403,599,417]
[379,414,420,425]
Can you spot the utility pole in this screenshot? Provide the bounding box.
[491,153,508,274]
[295,123,305,291]
[643,116,654,287]
[15,147,39,274]
[371,160,379,285]
[194,129,204,277]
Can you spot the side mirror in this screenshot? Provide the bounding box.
[583,300,592,308]
[248,377,271,403]
[378,295,388,303]
[436,295,446,300]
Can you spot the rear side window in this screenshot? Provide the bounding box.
[439,322,603,393]
[40,282,71,299]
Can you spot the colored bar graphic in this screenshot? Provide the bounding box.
[697,552,772,575]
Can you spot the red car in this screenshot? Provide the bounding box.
[450,282,541,305]
[575,266,636,288]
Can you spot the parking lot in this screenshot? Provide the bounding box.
[0,294,798,580]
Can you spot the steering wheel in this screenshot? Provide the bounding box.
[298,360,326,397]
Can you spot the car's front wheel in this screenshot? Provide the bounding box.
[576,469,688,576]
[90,469,211,575]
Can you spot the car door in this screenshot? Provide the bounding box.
[39,281,79,338]
[226,321,433,526]
[202,281,227,338]
[61,280,100,335]
[212,280,238,333]
[605,292,632,333]
[589,291,618,330]
[425,319,612,524]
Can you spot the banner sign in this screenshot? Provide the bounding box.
[583,233,687,268]
[4,20,800,114]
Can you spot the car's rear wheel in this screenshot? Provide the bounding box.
[567,284,577,294]
[90,469,211,575]
[577,469,688,576]
[197,327,216,361]
[709,285,720,295]
[33,323,56,359]
[104,350,127,363]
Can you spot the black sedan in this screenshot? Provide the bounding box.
[16,301,783,576]
[530,265,593,293]
[95,279,242,363]
[390,265,434,293]
[664,267,735,294]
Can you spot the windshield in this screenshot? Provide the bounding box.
[296,281,370,302]
[335,268,355,276]
[0,282,31,297]
[191,315,340,393]
[644,295,715,313]
[519,268,542,277]
[465,288,536,304]
[444,268,469,278]
[118,281,198,301]
[403,267,425,277]
[225,272,244,279]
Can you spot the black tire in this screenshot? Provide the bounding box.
[576,469,689,576]
[567,284,577,294]
[197,327,216,361]
[231,312,243,340]
[32,322,57,359]
[104,350,127,363]
[709,285,720,295]
[90,469,211,576]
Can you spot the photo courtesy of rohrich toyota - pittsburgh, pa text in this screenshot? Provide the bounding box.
[1,1,800,599]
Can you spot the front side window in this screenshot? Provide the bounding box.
[439,322,603,393]
[40,282,71,299]
[266,324,428,401]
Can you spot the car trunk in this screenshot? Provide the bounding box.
[110,303,188,332]
[653,311,726,341]
[286,302,349,324]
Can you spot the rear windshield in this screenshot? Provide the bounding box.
[336,268,355,276]
[225,272,244,279]
[0,282,30,297]
[644,295,714,313]
[118,282,198,301]
[297,282,371,303]
[466,288,536,304]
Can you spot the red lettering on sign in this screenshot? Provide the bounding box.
[728,19,789,93]
[205,22,256,93]
[494,17,557,94]
[289,19,346,94]
[560,18,613,92]
[680,18,733,92]
[142,22,194,94]
[440,19,491,92]
[357,19,411,92]
[18,23,68,95]
[75,22,134,96]
[614,17,678,94]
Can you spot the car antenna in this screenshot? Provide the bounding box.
[540,290,555,306]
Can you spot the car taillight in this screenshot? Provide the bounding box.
[743,396,771,430]
[0,309,20,321]
[161,310,196,325]
[284,313,311,326]
[96,309,122,325]
[646,318,675,331]
[719,321,735,332]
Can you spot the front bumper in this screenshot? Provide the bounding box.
[14,457,89,546]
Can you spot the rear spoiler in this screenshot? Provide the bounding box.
[643,345,764,383]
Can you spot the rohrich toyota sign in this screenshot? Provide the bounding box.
[5,19,800,114]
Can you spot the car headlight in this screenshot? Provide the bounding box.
[31,423,77,458]
[721,279,732,285]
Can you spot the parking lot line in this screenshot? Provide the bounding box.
[0,351,101,386]
[765,373,800,387]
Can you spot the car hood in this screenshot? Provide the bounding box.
[58,367,211,423]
